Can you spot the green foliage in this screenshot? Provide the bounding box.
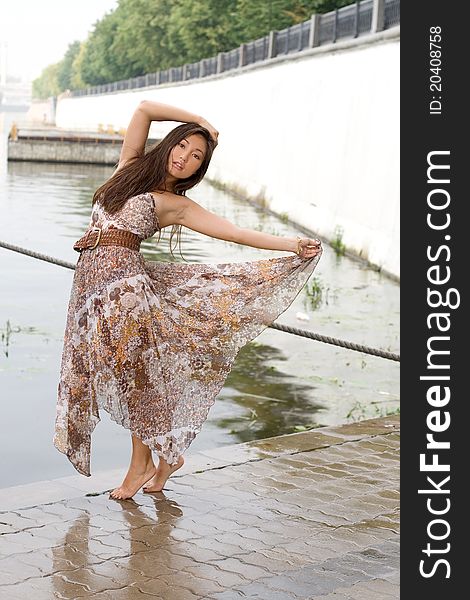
[310,0,353,13]
[235,0,352,41]
[70,43,87,90]
[32,63,61,99]
[80,9,121,85]
[105,0,178,76]
[237,0,309,40]
[166,0,242,64]
[33,0,356,94]
[56,41,81,91]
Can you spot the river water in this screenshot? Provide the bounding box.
[0,111,399,487]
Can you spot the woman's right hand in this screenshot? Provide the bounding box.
[198,117,219,146]
[296,237,322,259]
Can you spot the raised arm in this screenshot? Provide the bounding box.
[117,100,218,168]
[179,198,321,259]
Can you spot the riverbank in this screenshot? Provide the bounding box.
[6,126,159,165]
[0,415,399,599]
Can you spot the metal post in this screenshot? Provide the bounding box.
[200,59,205,78]
[309,14,320,47]
[145,73,150,87]
[267,31,277,58]
[354,1,360,37]
[238,44,246,67]
[238,44,246,69]
[239,43,247,68]
[371,0,385,33]
[216,52,224,74]
[333,9,338,43]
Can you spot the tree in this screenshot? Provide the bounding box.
[236,0,305,41]
[80,9,121,85]
[166,0,242,65]
[32,63,61,99]
[56,41,81,91]
[235,0,353,43]
[34,0,357,92]
[310,0,352,13]
[108,0,179,77]
[70,42,87,90]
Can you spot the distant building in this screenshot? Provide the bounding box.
[0,42,32,111]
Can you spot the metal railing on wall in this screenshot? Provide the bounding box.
[70,0,399,98]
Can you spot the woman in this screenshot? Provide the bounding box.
[54,100,322,500]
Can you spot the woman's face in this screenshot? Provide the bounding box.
[167,134,207,180]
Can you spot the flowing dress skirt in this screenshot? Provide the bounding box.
[54,194,322,476]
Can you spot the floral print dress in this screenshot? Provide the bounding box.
[54,192,322,476]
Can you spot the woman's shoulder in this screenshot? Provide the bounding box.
[146,190,189,228]
[148,190,191,209]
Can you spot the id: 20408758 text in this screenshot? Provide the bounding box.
[429,26,443,116]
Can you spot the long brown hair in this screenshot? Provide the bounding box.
[92,122,215,258]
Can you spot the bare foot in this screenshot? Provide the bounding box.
[110,462,157,500]
[143,456,185,493]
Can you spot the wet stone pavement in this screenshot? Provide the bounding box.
[0,416,400,599]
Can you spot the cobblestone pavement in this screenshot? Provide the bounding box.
[0,416,399,599]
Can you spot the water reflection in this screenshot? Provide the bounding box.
[221,342,324,441]
[51,494,187,597]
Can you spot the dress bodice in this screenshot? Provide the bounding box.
[89,192,160,240]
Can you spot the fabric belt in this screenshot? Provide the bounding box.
[73,227,142,253]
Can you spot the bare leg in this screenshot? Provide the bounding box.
[110,434,157,500]
[143,455,185,493]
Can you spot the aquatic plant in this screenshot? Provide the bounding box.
[292,423,321,432]
[304,277,324,310]
[331,225,346,256]
[346,400,400,422]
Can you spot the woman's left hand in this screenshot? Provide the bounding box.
[296,237,322,259]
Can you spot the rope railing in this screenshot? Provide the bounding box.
[0,239,400,362]
[270,322,399,362]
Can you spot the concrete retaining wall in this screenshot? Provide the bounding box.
[25,99,56,125]
[56,29,400,278]
[7,139,122,164]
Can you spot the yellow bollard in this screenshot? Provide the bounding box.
[9,122,18,141]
